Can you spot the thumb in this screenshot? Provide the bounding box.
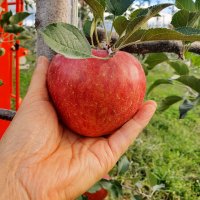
[26,56,49,100]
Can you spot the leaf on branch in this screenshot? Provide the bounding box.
[147,79,173,95]
[140,28,200,42]
[87,181,102,193]
[168,61,189,75]
[195,0,200,11]
[84,0,105,20]
[175,0,195,11]
[4,24,25,34]
[175,26,200,35]
[14,34,32,40]
[77,196,88,200]
[41,23,92,59]
[0,48,5,56]
[117,155,130,175]
[0,10,12,27]
[145,53,169,69]
[159,95,183,112]
[113,16,129,36]
[83,20,92,37]
[115,4,173,48]
[171,10,199,28]
[176,75,200,93]
[115,29,145,48]
[106,0,134,16]
[100,179,122,198]
[9,12,30,24]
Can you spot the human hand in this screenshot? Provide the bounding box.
[0,57,156,200]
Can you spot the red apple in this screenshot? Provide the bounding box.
[47,50,146,137]
[84,188,108,200]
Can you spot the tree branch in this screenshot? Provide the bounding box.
[90,28,200,57]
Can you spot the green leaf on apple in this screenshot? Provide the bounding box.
[41,23,92,59]
[106,0,134,16]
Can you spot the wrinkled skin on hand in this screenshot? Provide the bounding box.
[0,57,156,200]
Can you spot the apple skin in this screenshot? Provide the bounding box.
[84,189,108,200]
[47,50,146,137]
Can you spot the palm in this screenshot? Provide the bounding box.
[0,57,156,200]
[10,98,116,199]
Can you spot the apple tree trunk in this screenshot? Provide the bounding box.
[36,0,78,60]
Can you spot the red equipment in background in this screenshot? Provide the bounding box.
[0,0,26,138]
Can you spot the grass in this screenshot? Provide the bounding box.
[20,65,200,200]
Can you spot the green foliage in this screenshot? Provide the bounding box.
[0,10,12,27]
[0,10,32,55]
[159,95,183,112]
[4,24,25,34]
[115,4,173,48]
[117,155,130,175]
[171,10,200,28]
[176,0,196,11]
[168,61,189,75]
[106,0,134,16]
[83,20,92,37]
[145,53,168,69]
[147,79,173,96]
[41,23,92,59]
[177,75,200,93]
[84,0,105,19]
[9,12,30,24]
[87,181,102,193]
[0,47,5,56]
[113,16,129,36]
[101,179,123,198]
[0,79,3,86]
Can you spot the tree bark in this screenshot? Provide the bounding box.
[36,0,78,60]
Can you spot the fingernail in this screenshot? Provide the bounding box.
[146,100,157,109]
